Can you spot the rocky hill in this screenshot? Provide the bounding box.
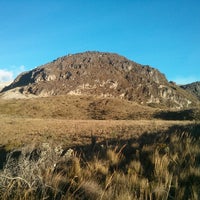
[0,82,11,91]
[1,51,198,108]
[181,81,200,100]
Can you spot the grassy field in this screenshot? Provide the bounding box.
[0,95,157,119]
[0,118,199,199]
[0,116,195,149]
[0,95,200,199]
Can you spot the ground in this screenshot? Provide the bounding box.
[0,116,195,150]
[0,95,200,200]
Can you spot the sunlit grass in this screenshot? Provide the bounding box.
[0,124,200,200]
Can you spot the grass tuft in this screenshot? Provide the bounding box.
[0,123,200,199]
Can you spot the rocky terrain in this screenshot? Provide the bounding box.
[181,81,200,100]
[1,51,199,108]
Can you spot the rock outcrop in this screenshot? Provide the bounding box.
[181,81,200,100]
[1,51,198,108]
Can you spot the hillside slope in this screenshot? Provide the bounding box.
[0,95,157,120]
[181,81,200,100]
[1,51,198,108]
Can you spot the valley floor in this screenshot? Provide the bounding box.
[0,117,200,200]
[0,116,195,149]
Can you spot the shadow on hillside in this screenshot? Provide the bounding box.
[154,108,200,120]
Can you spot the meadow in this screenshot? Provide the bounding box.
[0,96,200,199]
[0,117,200,199]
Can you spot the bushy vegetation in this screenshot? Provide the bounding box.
[0,124,200,200]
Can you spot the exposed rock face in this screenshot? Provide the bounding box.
[181,81,200,100]
[1,51,198,108]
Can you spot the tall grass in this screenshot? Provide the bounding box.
[0,127,200,199]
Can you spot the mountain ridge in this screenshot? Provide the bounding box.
[1,51,198,108]
[181,81,200,100]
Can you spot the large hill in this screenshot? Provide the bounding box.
[181,81,200,100]
[1,51,198,108]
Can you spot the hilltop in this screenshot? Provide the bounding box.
[181,81,200,100]
[0,51,199,108]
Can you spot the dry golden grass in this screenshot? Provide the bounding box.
[0,95,199,199]
[0,115,194,150]
[0,95,157,119]
[0,117,199,199]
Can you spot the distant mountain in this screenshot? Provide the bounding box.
[181,81,200,100]
[1,51,198,108]
[0,82,12,92]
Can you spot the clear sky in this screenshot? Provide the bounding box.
[0,0,199,84]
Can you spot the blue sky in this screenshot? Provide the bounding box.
[0,0,199,84]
